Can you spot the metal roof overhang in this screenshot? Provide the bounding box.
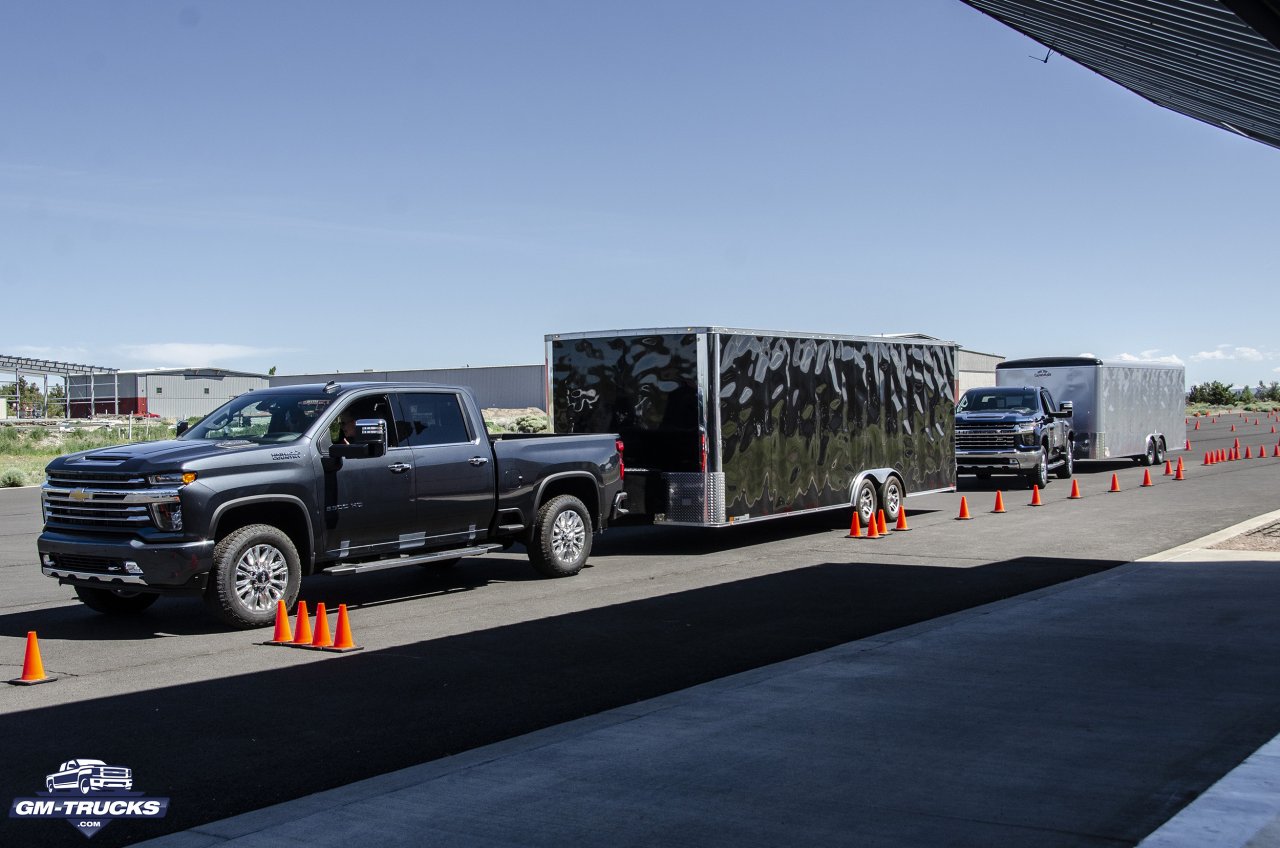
[958,0,1280,149]
[0,355,117,377]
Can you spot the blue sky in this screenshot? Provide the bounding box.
[2,1,1278,389]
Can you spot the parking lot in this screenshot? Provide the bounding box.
[3,415,1280,846]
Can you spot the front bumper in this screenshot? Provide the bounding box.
[38,530,214,594]
[956,449,1043,474]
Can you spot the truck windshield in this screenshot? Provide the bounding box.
[180,392,336,444]
[958,389,1037,414]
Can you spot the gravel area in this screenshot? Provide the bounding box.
[1211,520,1280,552]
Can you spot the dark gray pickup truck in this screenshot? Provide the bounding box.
[38,382,626,627]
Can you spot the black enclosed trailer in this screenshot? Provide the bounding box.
[546,327,957,528]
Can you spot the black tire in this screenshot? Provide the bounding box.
[880,475,905,523]
[1026,446,1049,489]
[74,586,159,615]
[204,524,301,629]
[1153,438,1167,465]
[528,495,592,578]
[1141,438,1157,466]
[852,478,878,529]
[1055,441,1074,479]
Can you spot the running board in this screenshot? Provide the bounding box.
[321,544,503,575]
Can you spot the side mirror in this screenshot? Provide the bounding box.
[1056,401,1073,418]
[175,420,190,436]
[329,418,388,459]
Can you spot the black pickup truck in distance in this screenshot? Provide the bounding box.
[38,382,625,628]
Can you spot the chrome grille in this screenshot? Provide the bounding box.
[42,472,179,532]
[956,430,1017,451]
[46,469,148,489]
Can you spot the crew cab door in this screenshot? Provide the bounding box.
[1040,389,1064,454]
[394,391,496,546]
[321,393,417,557]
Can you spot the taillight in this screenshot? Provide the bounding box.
[700,433,708,473]
[616,439,625,480]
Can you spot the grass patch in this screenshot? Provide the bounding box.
[0,422,175,487]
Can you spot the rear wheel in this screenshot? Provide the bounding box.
[1154,438,1167,465]
[1055,441,1074,479]
[1141,438,1157,466]
[880,475,905,523]
[74,586,159,615]
[528,495,592,578]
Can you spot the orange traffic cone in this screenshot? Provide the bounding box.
[1141,469,1153,487]
[1231,424,1236,432]
[866,511,881,538]
[322,604,364,653]
[1109,473,1121,492]
[1194,420,1200,431]
[1030,485,1042,506]
[308,603,333,649]
[992,491,1006,513]
[1272,426,1276,434]
[877,510,888,536]
[1163,460,1172,476]
[1245,446,1253,459]
[894,509,911,531]
[1184,439,1191,451]
[265,600,294,645]
[1174,462,1185,481]
[956,496,972,520]
[290,600,313,646]
[1234,438,1240,450]
[1203,452,1211,466]
[1069,479,1082,499]
[847,511,861,538]
[1261,447,1268,460]
[1274,445,1280,458]
[9,631,55,686]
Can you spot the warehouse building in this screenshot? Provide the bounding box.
[271,364,546,410]
[68,368,269,419]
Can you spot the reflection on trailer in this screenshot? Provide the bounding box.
[547,327,957,529]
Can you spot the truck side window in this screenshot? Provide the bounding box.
[399,393,472,447]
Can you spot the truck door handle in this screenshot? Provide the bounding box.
[468,456,489,466]
[388,463,412,474]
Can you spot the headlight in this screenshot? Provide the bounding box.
[1017,429,1039,447]
[148,472,197,485]
[148,502,184,532]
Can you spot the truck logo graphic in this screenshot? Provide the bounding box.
[10,758,168,839]
[1033,370,1052,377]
[45,759,132,795]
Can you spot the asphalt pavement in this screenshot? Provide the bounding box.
[127,510,1280,848]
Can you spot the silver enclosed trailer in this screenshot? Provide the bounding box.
[546,327,957,528]
[995,357,1186,462]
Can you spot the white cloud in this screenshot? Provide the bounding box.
[1190,345,1275,363]
[116,343,292,368]
[1113,350,1185,366]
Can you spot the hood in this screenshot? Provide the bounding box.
[48,438,278,474]
[955,411,1035,426]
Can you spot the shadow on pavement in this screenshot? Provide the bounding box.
[1,555,1120,847]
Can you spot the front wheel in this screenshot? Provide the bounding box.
[204,524,301,629]
[852,478,878,529]
[528,495,592,578]
[74,586,159,615]
[1026,447,1049,489]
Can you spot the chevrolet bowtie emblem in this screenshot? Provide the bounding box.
[69,489,92,501]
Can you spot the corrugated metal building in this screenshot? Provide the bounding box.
[271,364,547,410]
[958,349,1006,395]
[69,368,269,419]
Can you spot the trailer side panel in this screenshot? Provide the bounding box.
[718,333,955,521]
